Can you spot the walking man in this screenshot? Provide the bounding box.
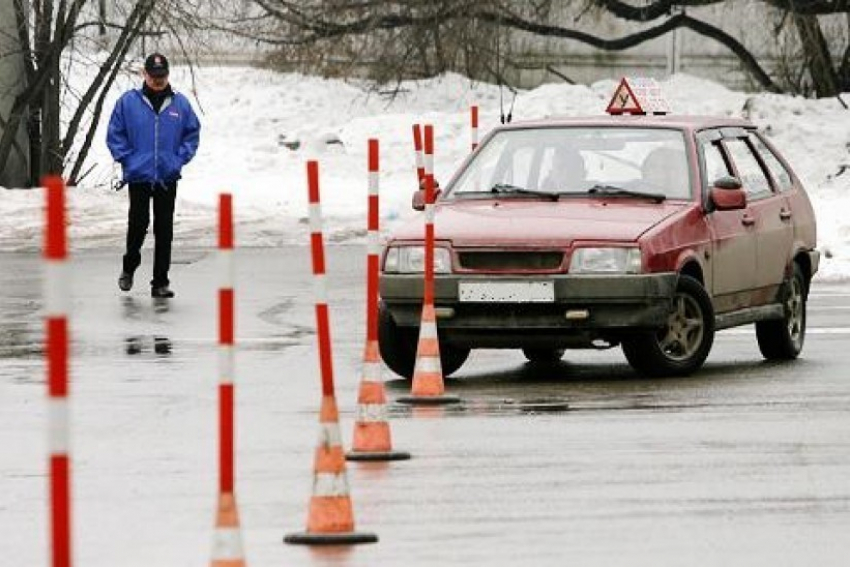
[107,53,200,298]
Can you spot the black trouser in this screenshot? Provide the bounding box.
[122,181,177,287]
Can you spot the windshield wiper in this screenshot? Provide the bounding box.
[490,183,558,201]
[586,184,666,203]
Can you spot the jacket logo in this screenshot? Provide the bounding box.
[169,111,180,118]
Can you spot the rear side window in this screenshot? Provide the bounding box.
[723,139,773,200]
[751,136,794,192]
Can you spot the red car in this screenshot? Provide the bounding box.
[379,109,819,378]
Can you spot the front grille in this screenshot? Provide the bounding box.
[457,251,564,272]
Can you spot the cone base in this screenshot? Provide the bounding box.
[396,394,462,406]
[284,531,378,545]
[345,449,412,462]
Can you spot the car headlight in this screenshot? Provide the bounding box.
[383,246,452,273]
[570,247,642,274]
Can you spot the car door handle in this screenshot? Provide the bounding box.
[780,209,792,221]
[741,214,756,226]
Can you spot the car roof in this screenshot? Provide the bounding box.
[497,114,755,133]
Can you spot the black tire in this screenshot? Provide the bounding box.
[622,275,715,377]
[521,348,565,364]
[756,263,807,360]
[378,302,470,379]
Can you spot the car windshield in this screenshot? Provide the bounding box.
[447,127,692,200]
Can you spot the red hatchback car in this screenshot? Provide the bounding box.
[379,110,819,378]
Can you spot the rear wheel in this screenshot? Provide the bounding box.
[522,348,565,364]
[756,263,806,360]
[378,302,470,379]
[622,275,715,377]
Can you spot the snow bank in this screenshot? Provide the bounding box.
[1,65,848,280]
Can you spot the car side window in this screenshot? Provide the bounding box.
[701,142,732,189]
[750,135,794,192]
[723,139,773,200]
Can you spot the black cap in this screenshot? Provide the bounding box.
[144,53,169,78]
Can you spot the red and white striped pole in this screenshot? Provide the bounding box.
[366,141,381,349]
[397,126,460,405]
[211,193,246,567]
[412,124,425,186]
[423,125,436,308]
[471,105,479,152]
[347,140,411,461]
[285,160,377,544]
[44,175,72,567]
[218,193,236,497]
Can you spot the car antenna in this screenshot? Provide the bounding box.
[506,88,517,124]
[497,14,506,124]
[495,14,515,125]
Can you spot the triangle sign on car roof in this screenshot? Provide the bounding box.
[606,77,670,116]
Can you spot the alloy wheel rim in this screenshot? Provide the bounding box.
[657,293,704,361]
[787,277,804,348]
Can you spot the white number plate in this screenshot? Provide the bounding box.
[458,281,554,303]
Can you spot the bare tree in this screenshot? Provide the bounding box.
[0,0,235,187]
[235,0,848,97]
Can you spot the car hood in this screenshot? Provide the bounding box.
[390,199,690,246]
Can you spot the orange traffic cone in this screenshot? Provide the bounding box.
[346,339,411,461]
[211,492,246,567]
[284,396,378,545]
[397,303,461,405]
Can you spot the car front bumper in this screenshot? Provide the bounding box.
[380,272,678,346]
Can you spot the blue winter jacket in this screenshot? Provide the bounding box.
[107,88,201,184]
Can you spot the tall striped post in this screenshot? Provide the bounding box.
[471,105,479,152]
[284,161,378,545]
[347,140,411,462]
[210,193,246,567]
[412,124,425,185]
[397,127,461,405]
[44,175,71,567]
[219,193,236,495]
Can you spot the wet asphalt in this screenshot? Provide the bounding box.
[1,247,849,566]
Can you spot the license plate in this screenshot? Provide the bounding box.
[458,281,554,303]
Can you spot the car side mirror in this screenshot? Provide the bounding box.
[412,180,442,211]
[710,175,746,211]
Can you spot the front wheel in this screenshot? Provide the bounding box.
[756,263,807,360]
[378,302,470,379]
[622,275,715,377]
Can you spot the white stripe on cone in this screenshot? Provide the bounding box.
[313,473,351,497]
[356,403,389,422]
[318,422,343,446]
[414,356,441,374]
[211,527,245,560]
[419,321,438,339]
[362,360,382,382]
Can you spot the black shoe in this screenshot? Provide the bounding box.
[151,285,175,299]
[118,271,134,292]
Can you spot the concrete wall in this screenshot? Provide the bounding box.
[0,0,30,187]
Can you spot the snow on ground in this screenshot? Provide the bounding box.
[1,64,849,279]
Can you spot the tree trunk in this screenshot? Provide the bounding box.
[40,56,63,176]
[0,0,31,187]
[793,12,838,97]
